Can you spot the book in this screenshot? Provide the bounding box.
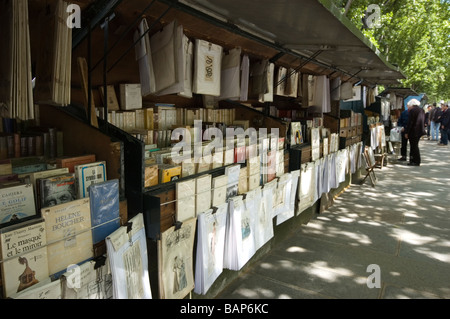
[211,175,227,207]
[158,217,196,299]
[194,203,228,295]
[238,167,248,195]
[225,164,240,199]
[74,161,107,198]
[0,183,36,226]
[195,174,212,215]
[0,219,49,298]
[176,179,196,222]
[89,180,121,244]
[9,278,61,299]
[144,164,158,188]
[159,164,181,183]
[42,198,93,276]
[38,173,77,210]
[290,122,303,145]
[106,213,152,299]
[20,167,69,193]
[60,257,113,299]
[56,154,96,173]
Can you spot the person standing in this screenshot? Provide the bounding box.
[438,102,449,146]
[404,99,425,166]
[424,104,432,140]
[430,102,441,141]
[397,102,411,161]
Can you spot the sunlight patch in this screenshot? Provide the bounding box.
[286,246,307,253]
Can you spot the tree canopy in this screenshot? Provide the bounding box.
[332,0,450,102]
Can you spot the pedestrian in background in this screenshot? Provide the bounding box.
[438,102,449,146]
[397,102,411,161]
[424,104,432,140]
[430,102,441,141]
[404,99,425,166]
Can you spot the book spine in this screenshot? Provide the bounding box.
[14,133,21,158]
[48,128,56,159]
[0,136,8,160]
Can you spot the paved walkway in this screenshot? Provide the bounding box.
[217,139,450,299]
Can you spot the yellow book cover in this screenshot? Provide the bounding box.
[42,198,93,275]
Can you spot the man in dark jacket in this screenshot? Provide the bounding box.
[404,99,425,166]
[438,102,450,146]
[397,103,411,161]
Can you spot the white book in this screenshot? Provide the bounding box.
[211,175,228,207]
[194,203,228,295]
[106,213,152,299]
[176,179,196,222]
[196,174,212,215]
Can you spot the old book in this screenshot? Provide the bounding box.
[194,203,228,295]
[89,180,121,245]
[74,161,107,198]
[0,183,36,227]
[60,257,112,299]
[56,154,96,173]
[11,156,47,175]
[225,164,240,200]
[144,164,158,188]
[106,213,152,299]
[211,175,227,207]
[38,173,76,210]
[9,278,61,299]
[238,167,248,195]
[176,179,196,222]
[195,174,212,215]
[20,167,69,194]
[0,219,49,298]
[0,159,12,175]
[159,164,181,184]
[99,85,120,112]
[42,198,93,276]
[158,217,196,299]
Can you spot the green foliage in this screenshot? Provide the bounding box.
[331,0,450,101]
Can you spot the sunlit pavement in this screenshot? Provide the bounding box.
[218,139,450,299]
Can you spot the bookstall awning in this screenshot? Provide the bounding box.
[178,0,406,85]
[380,87,419,98]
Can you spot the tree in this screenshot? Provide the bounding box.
[332,0,450,101]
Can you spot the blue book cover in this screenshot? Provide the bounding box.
[89,179,120,244]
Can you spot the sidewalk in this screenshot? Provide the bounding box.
[217,139,450,299]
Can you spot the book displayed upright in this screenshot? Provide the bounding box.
[42,198,93,276]
[74,161,107,198]
[176,179,196,222]
[38,173,76,210]
[194,203,228,295]
[89,179,121,244]
[0,183,36,226]
[0,219,49,298]
[106,213,152,299]
[158,217,196,299]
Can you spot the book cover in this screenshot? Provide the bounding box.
[0,183,36,226]
[89,180,120,245]
[211,175,227,207]
[195,174,212,215]
[39,173,76,209]
[176,179,196,222]
[24,168,69,192]
[9,278,61,299]
[56,154,96,173]
[74,161,107,198]
[42,198,93,276]
[0,219,49,298]
[159,164,181,183]
[225,164,240,200]
[158,217,196,299]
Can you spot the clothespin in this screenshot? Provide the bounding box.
[174,221,183,231]
[94,255,107,270]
